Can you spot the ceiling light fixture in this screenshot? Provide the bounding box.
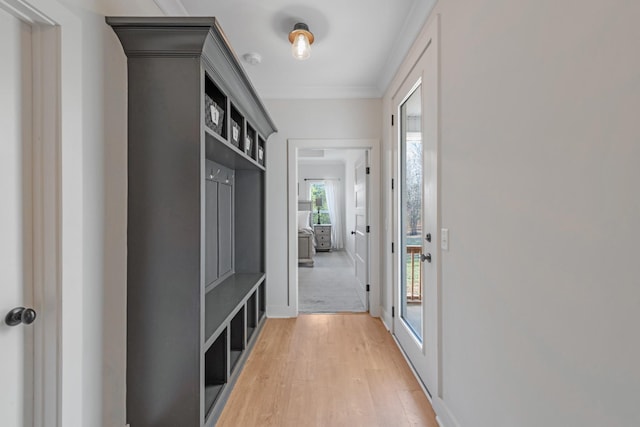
[288,22,314,60]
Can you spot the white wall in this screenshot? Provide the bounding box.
[382,1,640,426]
[265,99,382,316]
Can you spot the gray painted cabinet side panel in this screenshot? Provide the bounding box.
[126,57,203,427]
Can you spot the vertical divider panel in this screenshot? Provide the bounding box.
[229,307,245,372]
[205,175,219,286]
[259,281,266,321]
[247,291,257,340]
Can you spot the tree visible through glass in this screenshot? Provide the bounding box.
[400,84,423,342]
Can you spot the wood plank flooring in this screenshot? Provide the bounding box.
[217,314,439,427]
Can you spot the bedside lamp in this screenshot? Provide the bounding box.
[315,197,322,225]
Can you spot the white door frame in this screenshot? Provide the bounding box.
[287,139,381,317]
[0,1,61,425]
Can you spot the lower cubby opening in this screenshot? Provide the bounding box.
[204,329,227,416]
[247,291,257,340]
[258,281,266,321]
[230,307,245,373]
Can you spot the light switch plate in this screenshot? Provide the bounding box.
[441,228,449,251]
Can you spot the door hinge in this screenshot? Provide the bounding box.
[366,166,370,175]
[392,306,395,317]
[366,284,370,292]
[391,178,394,190]
[391,114,394,126]
[366,225,370,233]
[391,242,395,253]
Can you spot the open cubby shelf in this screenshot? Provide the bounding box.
[204,65,267,169]
[205,128,264,171]
[205,273,264,346]
[107,16,276,427]
[204,329,227,416]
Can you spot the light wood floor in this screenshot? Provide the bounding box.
[217,314,439,427]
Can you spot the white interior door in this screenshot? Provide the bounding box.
[0,8,34,426]
[353,152,369,310]
[393,37,439,393]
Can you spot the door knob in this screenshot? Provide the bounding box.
[420,253,432,263]
[5,307,37,326]
[350,231,356,235]
[425,233,431,242]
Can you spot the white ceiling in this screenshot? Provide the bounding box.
[154,0,436,99]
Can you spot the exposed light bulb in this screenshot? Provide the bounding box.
[292,33,311,60]
[288,23,314,61]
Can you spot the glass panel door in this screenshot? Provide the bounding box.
[392,24,438,395]
[400,83,423,342]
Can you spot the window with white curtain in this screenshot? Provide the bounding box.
[324,179,344,249]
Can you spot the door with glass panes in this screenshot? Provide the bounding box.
[393,39,439,394]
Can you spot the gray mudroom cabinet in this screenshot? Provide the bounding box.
[107,17,276,427]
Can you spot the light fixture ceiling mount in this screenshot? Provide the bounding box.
[288,22,314,60]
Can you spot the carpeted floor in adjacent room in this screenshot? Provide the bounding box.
[298,250,366,313]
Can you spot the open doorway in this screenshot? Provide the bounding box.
[296,149,368,313]
[287,139,380,317]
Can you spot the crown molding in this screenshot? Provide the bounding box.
[376,0,437,94]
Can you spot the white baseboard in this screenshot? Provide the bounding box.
[432,398,460,427]
[380,307,393,331]
[266,305,297,318]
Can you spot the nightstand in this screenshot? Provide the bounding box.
[314,224,332,252]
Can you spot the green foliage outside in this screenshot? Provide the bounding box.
[310,183,331,225]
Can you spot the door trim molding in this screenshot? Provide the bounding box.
[0,1,62,425]
[287,139,381,317]
[0,0,55,25]
[31,22,61,427]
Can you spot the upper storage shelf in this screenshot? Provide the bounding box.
[107,16,278,150]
